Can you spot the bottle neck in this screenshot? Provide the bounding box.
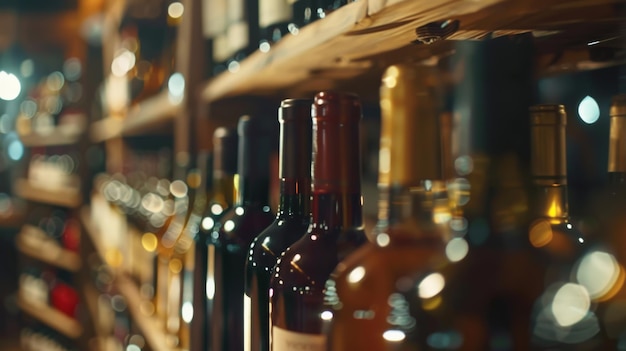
[208,173,236,216]
[609,115,626,174]
[310,192,362,232]
[237,175,270,207]
[376,181,450,244]
[532,181,569,221]
[276,178,310,218]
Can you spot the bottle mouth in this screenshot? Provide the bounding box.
[529,104,566,126]
[279,99,313,122]
[312,91,361,122]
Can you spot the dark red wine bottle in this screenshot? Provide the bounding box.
[245,99,313,351]
[190,128,238,351]
[208,115,277,351]
[269,91,366,349]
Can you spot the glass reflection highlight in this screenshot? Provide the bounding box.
[418,273,445,299]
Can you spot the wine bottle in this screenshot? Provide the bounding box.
[259,0,292,48]
[512,105,588,348]
[245,99,313,351]
[269,91,367,350]
[191,128,238,351]
[325,64,463,351]
[208,115,276,351]
[579,94,626,347]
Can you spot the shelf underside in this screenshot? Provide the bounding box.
[202,0,626,103]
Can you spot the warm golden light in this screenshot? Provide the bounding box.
[529,219,553,248]
[187,171,202,189]
[422,295,443,311]
[347,266,366,284]
[141,232,158,252]
[547,198,563,218]
[169,258,183,274]
[105,248,123,268]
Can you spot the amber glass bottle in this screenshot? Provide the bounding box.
[574,94,626,349]
[190,127,238,351]
[269,91,367,350]
[245,99,313,351]
[208,115,276,351]
[325,64,462,351]
[485,105,585,350]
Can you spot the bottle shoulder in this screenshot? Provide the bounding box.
[214,204,275,247]
[270,227,367,291]
[248,216,310,262]
[331,240,449,294]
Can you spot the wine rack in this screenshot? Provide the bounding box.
[59,0,626,349]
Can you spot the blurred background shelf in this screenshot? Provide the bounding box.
[16,225,81,272]
[0,210,25,229]
[18,128,83,147]
[90,91,181,143]
[17,292,83,339]
[115,274,173,351]
[201,0,626,103]
[14,178,81,208]
[80,206,112,269]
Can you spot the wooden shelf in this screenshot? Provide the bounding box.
[15,178,81,208]
[80,206,110,267]
[90,90,181,142]
[201,0,625,102]
[16,225,81,272]
[17,292,83,339]
[116,274,173,351]
[81,206,172,351]
[19,127,83,147]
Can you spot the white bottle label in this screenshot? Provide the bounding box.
[203,0,228,38]
[212,34,230,62]
[272,326,327,351]
[228,0,245,23]
[259,0,292,28]
[228,21,249,54]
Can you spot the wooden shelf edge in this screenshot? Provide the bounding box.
[90,91,181,142]
[200,0,515,101]
[80,206,108,265]
[15,178,81,208]
[116,274,173,351]
[18,127,84,147]
[200,0,368,101]
[16,225,81,272]
[17,292,83,339]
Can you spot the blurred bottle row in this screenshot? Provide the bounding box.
[203,0,354,75]
[20,324,76,351]
[85,58,626,351]
[19,264,79,320]
[100,0,358,115]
